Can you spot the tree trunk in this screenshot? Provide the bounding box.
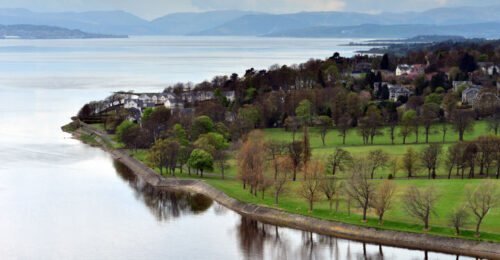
[293,167,297,181]
[309,200,313,212]
[448,165,453,179]
[459,131,464,141]
[403,136,406,144]
[362,206,367,221]
[378,213,384,225]
[342,133,346,145]
[476,218,483,236]
[425,127,429,143]
[275,191,279,204]
[200,169,203,178]
[432,167,436,179]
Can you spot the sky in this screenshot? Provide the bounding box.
[0,0,498,20]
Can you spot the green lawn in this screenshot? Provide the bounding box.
[263,121,491,148]
[118,120,500,243]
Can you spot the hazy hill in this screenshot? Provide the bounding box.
[0,6,499,38]
[0,24,126,39]
[263,23,500,39]
[0,9,149,35]
[150,10,259,35]
[193,5,500,36]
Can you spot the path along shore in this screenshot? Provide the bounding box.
[66,120,500,259]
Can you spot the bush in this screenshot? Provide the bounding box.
[388,174,393,180]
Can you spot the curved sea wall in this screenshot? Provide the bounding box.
[67,122,500,259]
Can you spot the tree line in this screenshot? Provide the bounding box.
[237,129,499,237]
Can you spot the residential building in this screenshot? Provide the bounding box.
[461,86,483,104]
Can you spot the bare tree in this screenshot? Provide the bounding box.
[213,150,230,179]
[368,149,388,179]
[299,160,324,212]
[445,142,466,179]
[325,148,352,176]
[486,106,500,134]
[265,140,288,180]
[336,113,352,145]
[273,156,293,204]
[284,116,300,142]
[345,159,376,222]
[464,142,478,179]
[420,103,440,143]
[288,141,303,181]
[402,185,438,230]
[370,180,397,224]
[420,143,442,179]
[316,116,332,146]
[476,134,497,176]
[449,110,475,141]
[237,131,267,196]
[320,177,339,214]
[401,147,419,178]
[448,206,469,235]
[465,180,499,236]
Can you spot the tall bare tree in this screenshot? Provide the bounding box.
[402,185,438,230]
[237,131,267,195]
[273,156,293,204]
[465,180,499,236]
[345,159,376,222]
[288,141,303,181]
[370,180,397,224]
[265,139,288,180]
[299,160,324,212]
[320,176,339,214]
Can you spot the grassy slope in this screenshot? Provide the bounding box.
[124,121,500,242]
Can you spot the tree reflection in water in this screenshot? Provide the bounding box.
[113,161,212,221]
[114,161,473,260]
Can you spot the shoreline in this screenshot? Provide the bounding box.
[64,121,500,259]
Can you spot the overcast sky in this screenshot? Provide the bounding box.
[0,0,498,20]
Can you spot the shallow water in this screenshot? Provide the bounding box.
[0,36,473,259]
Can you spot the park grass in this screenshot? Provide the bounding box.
[263,121,490,149]
[126,146,500,242]
[118,120,500,243]
[203,177,500,243]
[89,123,105,131]
[79,133,100,147]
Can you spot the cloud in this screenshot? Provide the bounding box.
[190,0,345,13]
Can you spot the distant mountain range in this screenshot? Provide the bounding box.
[0,24,126,39]
[0,6,499,38]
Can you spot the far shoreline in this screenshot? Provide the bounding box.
[62,120,500,260]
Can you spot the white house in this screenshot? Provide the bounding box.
[396,65,412,76]
[387,84,411,102]
[478,62,500,76]
[462,86,482,104]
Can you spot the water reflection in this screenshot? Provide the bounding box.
[113,161,212,221]
[112,160,474,260]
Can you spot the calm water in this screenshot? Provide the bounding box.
[0,36,472,259]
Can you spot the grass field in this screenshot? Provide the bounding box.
[120,120,500,242]
[263,121,490,148]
